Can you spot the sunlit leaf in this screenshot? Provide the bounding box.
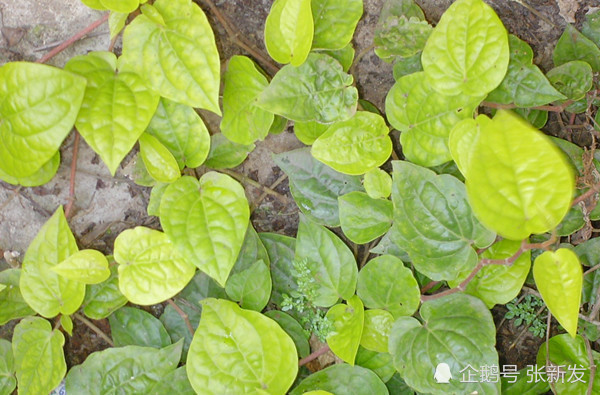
[0,269,35,325]
[51,249,110,284]
[311,0,363,50]
[265,0,313,66]
[138,133,181,183]
[204,133,254,169]
[360,309,393,353]
[326,295,364,364]
[339,191,392,244]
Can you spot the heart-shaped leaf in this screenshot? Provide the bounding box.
[421,0,509,96]
[82,264,128,320]
[0,339,16,395]
[138,133,181,183]
[533,248,582,338]
[51,249,110,284]
[121,0,221,113]
[65,51,159,175]
[355,347,395,383]
[389,294,499,394]
[265,0,313,66]
[109,306,171,348]
[554,24,600,71]
[160,174,250,286]
[338,191,392,244]
[260,232,297,308]
[311,0,363,50]
[360,309,394,353]
[0,269,35,325]
[0,62,85,179]
[363,168,392,199]
[290,364,388,395]
[264,310,310,358]
[225,260,272,311]
[114,226,196,305]
[205,133,254,169]
[326,295,364,365]
[0,151,60,187]
[187,298,298,394]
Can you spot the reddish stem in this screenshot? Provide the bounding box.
[481,100,574,113]
[298,345,330,367]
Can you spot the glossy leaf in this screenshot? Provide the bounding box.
[355,347,395,383]
[360,309,394,353]
[225,260,272,311]
[264,0,313,66]
[229,224,271,274]
[391,161,495,281]
[12,317,66,395]
[273,148,363,226]
[363,168,392,200]
[121,0,221,113]
[0,269,35,325]
[392,52,422,80]
[0,339,15,395]
[290,364,389,395]
[138,133,180,183]
[159,174,250,286]
[295,216,358,307]
[109,306,171,348]
[326,295,364,364]
[82,264,128,320]
[582,9,600,48]
[357,255,419,318]
[145,97,211,169]
[186,298,297,394]
[65,51,159,175]
[147,182,169,217]
[450,110,574,240]
[311,0,363,50]
[258,53,358,123]
[421,0,509,96]
[385,72,482,166]
[81,0,106,10]
[0,151,60,187]
[533,248,582,338]
[547,60,593,102]
[160,301,201,361]
[20,207,85,317]
[486,35,566,107]
[312,111,392,175]
[65,341,182,394]
[60,315,73,336]
[114,226,196,305]
[389,294,499,394]
[537,334,600,394]
[108,11,128,39]
[320,44,355,72]
[221,56,273,145]
[554,24,600,71]
[101,0,138,13]
[204,133,254,169]
[264,310,310,358]
[450,239,531,309]
[51,249,110,284]
[260,233,297,307]
[294,121,330,145]
[339,191,392,244]
[0,62,85,179]
[147,366,195,395]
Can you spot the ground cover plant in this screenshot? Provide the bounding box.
[2,0,600,394]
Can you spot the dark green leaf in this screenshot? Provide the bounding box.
[554,25,600,71]
[265,310,310,358]
[311,0,363,50]
[290,363,388,395]
[109,306,171,348]
[355,347,395,383]
[82,264,127,320]
[260,232,297,307]
[204,133,254,169]
[0,269,35,325]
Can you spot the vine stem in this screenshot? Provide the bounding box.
[64,131,80,219]
[167,299,195,336]
[480,100,574,113]
[73,313,114,347]
[36,13,109,64]
[298,344,330,367]
[584,335,596,395]
[219,168,291,204]
[572,184,600,207]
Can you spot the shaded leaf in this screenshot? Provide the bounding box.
[0,269,35,325]
[138,133,181,183]
[204,133,254,169]
[312,0,363,50]
[82,264,128,320]
[260,232,298,307]
[554,24,600,71]
[290,364,388,395]
[109,306,171,348]
[264,310,310,358]
[339,191,392,244]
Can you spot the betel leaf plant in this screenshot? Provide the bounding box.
[2,0,600,394]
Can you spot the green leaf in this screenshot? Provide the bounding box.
[296,216,358,307]
[147,366,195,395]
[12,317,66,395]
[355,347,395,383]
[319,44,355,72]
[20,207,85,317]
[186,298,298,394]
[145,97,211,169]
[225,260,272,311]
[108,11,128,39]
[65,51,159,175]
[65,341,182,394]
[537,334,600,394]
[0,62,85,178]
[0,339,16,395]
[486,35,566,107]
[547,60,593,102]
[269,115,288,135]
[385,72,482,166]
[326,295,364,364]
[500,368,550,395]
[147,182,169,217]
[114,226,196,305]
[311,0,363,50]
[82,264,128,320]
[363,168,392,200]
[385,373,414,394]
[392,52,423,80]
[160,301,201,362]
[451,239,531,309]
[81,0,107,10]
[121,0,221,113]
[204,133,254,169]
[258,53,358,123]
[339,191,392,244]
[60,314,73,336]
[51,249,110,284]
[312,111,392,175]
[356,255,419,318]
[370,227,411,262]
[582,8,600,48]
[554,24,600,72]
[0,151,60,187]
[138,133,181,183]
[360,309,393,353]
[421,0,509,96]
[391,161,495,281]
[556,205,586,236]
[273,148,363,226]
[294,121,330,145]
[0,269,35,325]
[265,0,313,66]
[101,0,138,13]
[290,364,389,395]
[374,0,431,61]
[229,223,271,273]
[389,294,499,394]
[260,233,297,307]
[264,310,310,358]
[221,56,274,145]
[450,110,574,240]
[109,306,171,348]
[160,174,249,286]
[514,107,548,129]
[533,248,582,338]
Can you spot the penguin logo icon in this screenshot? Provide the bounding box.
[434,363,452,383]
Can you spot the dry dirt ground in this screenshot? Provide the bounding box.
[0,0,596,376]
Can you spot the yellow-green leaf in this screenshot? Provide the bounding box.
[325,295,364,365]
[51,250,110,285]
[265,0,313,66]
[360,309,393,353]
[138,133,181,183]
